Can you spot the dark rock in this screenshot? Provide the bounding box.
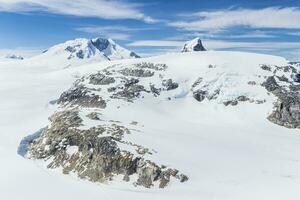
[262,76,280,93]
[65,46,77,53]
[136,160,161,188]
[277,75,289,82]
[191,77,203,89]
[76,50,84,59]
[150,84,160,96]
[223,100,238,106]
[248,81,256,85]
[58,85,106,108]
[134,63,167,71]
[130,52,140,58]
[162,79,179,91]
[178,174,189,182]
[292,73,300,83]
[119,68,154,77]
[193,90,207,102]
[86,112,100,120]
[268,94,300,128]
[260,65,272,71]
[91,38,110,51]
[237,95,249,102]
[89,73,115,85]
[123,174,130,182]
[112,78,149,101]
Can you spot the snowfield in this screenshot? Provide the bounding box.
[1,51,300,199]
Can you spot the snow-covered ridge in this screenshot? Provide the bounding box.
[2,50,300,199]
[21,50,300,190]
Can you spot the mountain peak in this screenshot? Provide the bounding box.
[182,37,206,52]
[33,37,140,68]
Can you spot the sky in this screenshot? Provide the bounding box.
[0,0,300,60]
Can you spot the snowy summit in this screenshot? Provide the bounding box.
[181,37,206,52]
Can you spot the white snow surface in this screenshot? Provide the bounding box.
[1,51,300,200]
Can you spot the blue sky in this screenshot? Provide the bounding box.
[0,0,300,60]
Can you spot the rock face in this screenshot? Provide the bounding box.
[260,65,300,128]
[25,62,187,188]
[182,37,206,52]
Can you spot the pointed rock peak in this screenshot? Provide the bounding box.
[182,37,206,52]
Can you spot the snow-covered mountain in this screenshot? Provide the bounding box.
[1,50,300,199]
[29,38,140,69]
[181,37,206,52]
[5,54,24,60]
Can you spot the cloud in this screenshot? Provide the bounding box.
[169,7,300,31]
[0,0,157,22]
[128,40,184,47]
[225,31,275,39]
[75,25,156,40]
[202,40,300,50]
[286,32,300,36]
[76,25,154,33]
[127,39,300,59]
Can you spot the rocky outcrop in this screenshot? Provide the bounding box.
[27,109,188,188]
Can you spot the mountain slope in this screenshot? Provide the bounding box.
[1,51,300,199]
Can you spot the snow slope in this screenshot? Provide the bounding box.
[1,51,300,200]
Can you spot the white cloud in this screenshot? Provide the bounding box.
[127,39,300,60]
[169,7,300,31]
[75,25,155,40]
[128,39,300,49]
[0,0,157,22]
[128,40,184,47]
[225,31,275,39]
[76,25,153,33]
[286,32,300,36]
